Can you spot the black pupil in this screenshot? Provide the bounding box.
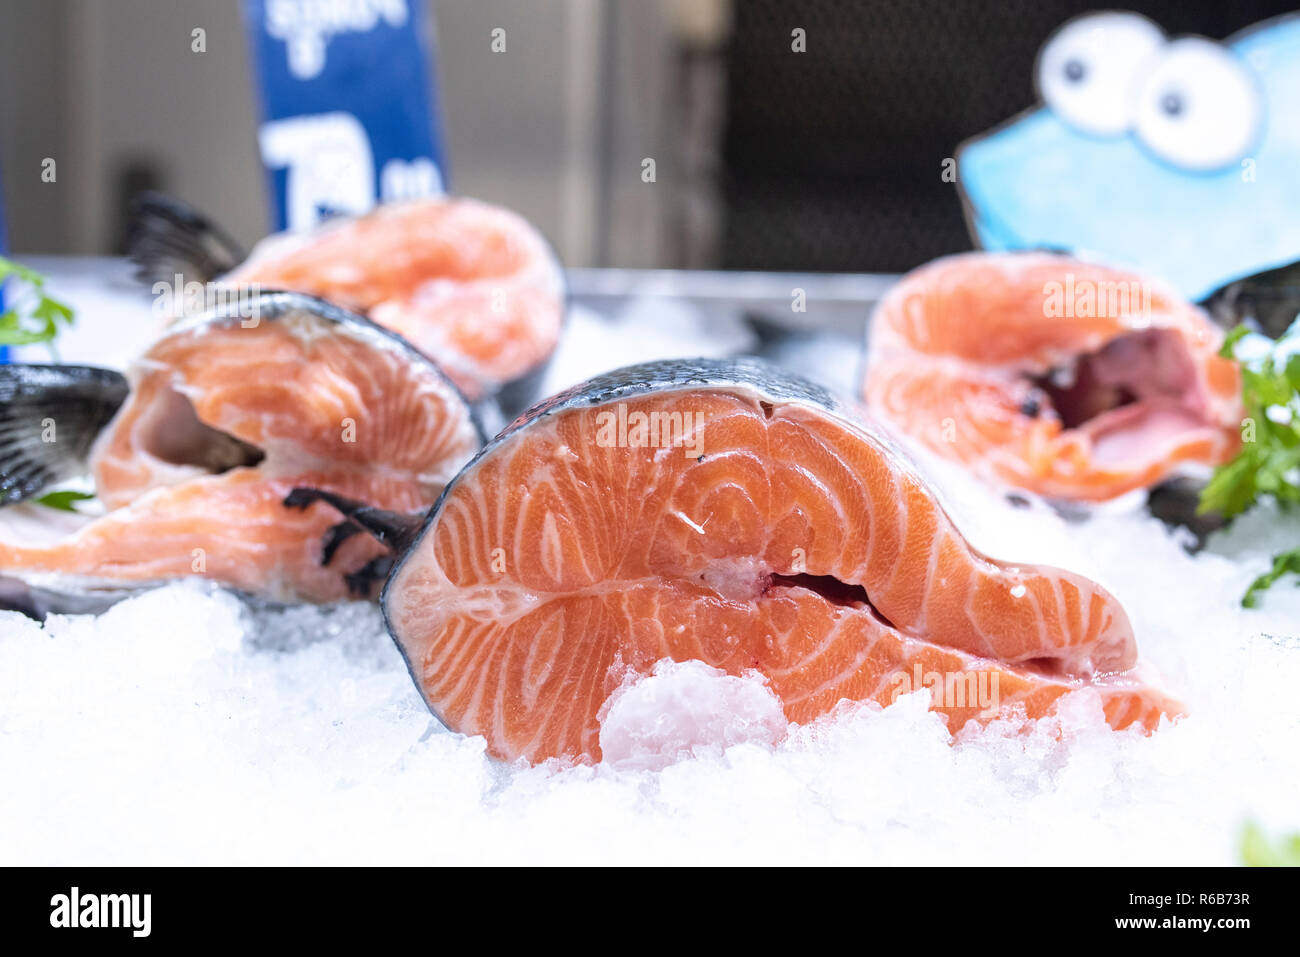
[1161,91,1184,116]
[1064,59,1086,82]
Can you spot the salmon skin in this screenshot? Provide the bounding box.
[862,252,1243,502]
[370,357,1181,765]
[127,192,566,410]
[0,292,482,615]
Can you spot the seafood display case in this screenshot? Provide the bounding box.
[1,0,1299,886]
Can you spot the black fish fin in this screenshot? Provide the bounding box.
[1146,477,1227,552]
[743,310,799,350]
[0,365,129,505]
[125,191,245,288]
[283,487,424,554]
[320,520,364,566]
[1199,258,1300,339]
[345,556,396,598]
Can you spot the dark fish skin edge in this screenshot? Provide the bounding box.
[0,575,140,620]
[502,356,842,435]
[376,356,853,744]
[0,363,128,401]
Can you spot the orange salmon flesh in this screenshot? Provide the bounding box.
[225,198,565,401]
[862,253,1242,501]
[384,370,1182,765]
[0,300,480,602]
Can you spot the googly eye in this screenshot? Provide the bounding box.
[1133,38,1262,171]
[1037,12,1166,136]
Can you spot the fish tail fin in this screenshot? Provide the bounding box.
[0,365,129,504]
[125,191,245,288]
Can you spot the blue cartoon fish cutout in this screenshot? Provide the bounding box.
[958,11,1300,326]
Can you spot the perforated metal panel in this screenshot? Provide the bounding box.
[720,0,1297,272]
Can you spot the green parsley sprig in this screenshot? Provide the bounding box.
[0,256,75,353]
[1,257,86,510]
[1241,820,1300,866]
[1200,325,1300,606]
[32,489,96,512]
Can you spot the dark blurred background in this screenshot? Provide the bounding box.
[1,0,1295,271]
[721,0,1297,271]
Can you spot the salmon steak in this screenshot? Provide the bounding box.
[862,252,1242,501]
[377,358,1182,765]
[0,292,481,612]
[129,194,566,406]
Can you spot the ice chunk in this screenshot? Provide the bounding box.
[598,660,788,771]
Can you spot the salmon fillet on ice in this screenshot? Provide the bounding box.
[376,358,1182,765]
[0,293,481,609]
[863,252,1242,501]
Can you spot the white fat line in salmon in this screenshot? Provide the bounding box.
[152,275,266,325]
[1042,272,1153,320]
[594,403,705,458]
[887,663,1000,713]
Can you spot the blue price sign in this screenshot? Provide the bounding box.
[242,0,448,232]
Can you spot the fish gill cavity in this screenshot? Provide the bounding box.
[140,387,265,473]
[1024,328,1200,429]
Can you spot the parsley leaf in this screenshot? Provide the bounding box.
[32,490,96,512]
[1201,324,1300,605]
[0,256,75,352]
[1241,820,1300,866]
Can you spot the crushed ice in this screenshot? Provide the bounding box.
[3,293,1300,863]
[598,660,788,771]
[3,465,1298,864]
